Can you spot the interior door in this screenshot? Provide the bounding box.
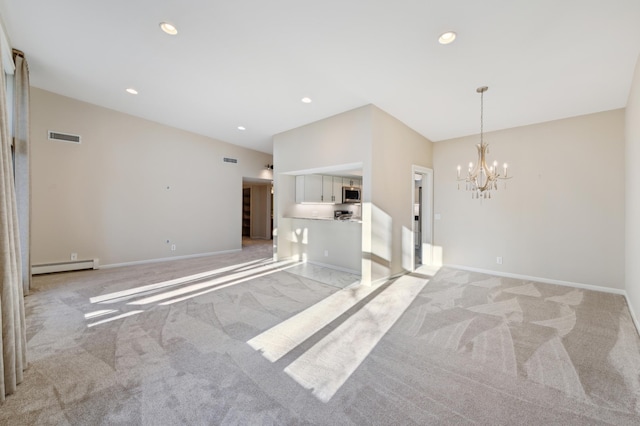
[412,166,433,271]
[415,185,422,266]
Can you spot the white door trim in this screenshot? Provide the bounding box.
[411,165,434,271]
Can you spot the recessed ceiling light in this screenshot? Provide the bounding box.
[438,31,456,45]
[237,126,246,131]
[160,22,178,35]
[301,97,312,104]
[126,88,138,95]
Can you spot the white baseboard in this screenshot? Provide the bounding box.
[445,264,626,295]
[101,249,242,269]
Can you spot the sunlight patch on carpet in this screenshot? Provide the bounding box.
[248,274,427,402]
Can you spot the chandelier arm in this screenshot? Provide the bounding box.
[477,176,493,192]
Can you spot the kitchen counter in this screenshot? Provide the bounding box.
[282,216,362,273]
[285,216,362,223]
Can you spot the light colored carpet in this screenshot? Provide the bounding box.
[2,241,640,425]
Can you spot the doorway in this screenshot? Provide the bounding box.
[242,179,273,242]
[411,166,433,270]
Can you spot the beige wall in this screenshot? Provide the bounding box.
[273,105,372,175]
[273,105,372,268]
[31,88,272,266]
[626,55,640,321]
[273,105,433,283]
[434,109,625,289]
[289,218,363,273]
[369,106,433,280]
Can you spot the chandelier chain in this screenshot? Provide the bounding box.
[480,89,484,144]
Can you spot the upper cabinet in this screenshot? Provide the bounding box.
[296,174,323,203]
[322,176,344,203]
[343,177,361,188]
[296,174,362,204]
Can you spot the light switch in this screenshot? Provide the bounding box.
[435,213,441,220]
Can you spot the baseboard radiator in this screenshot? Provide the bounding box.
[32,259,99,275]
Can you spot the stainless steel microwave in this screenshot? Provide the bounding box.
[342,186,361,203]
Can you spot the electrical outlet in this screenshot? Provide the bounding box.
[324,250,329,257]
[171,244,176,251]
[496,256,503,265]
[71,252,78,261]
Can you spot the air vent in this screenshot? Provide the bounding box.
[48,130,81,144]
[223,157,238,164]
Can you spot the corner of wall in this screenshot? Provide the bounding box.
[625,53,640,332]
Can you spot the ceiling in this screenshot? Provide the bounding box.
[1,1,639,154]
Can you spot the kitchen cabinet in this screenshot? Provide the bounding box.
[322,176,344,203]
[343,177,361,188]
[296,174,361,204]
[296,174,323,203]
[333,177,344,202]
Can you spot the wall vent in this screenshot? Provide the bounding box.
[223,157,238,164]
[48,130,81,144]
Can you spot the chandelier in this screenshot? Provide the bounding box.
[457,86,511,199]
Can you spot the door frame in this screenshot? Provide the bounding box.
[411,165,433,270]
[242,178,273,240]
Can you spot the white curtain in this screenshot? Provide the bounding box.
[13,50,30,296]
[0,45,27,400]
